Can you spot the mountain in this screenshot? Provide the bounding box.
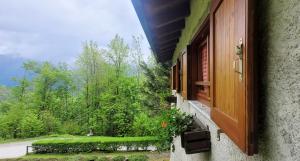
[0,55,26,86]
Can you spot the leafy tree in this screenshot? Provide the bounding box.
[0,103,25,138]
[19,110,44,138]
[40,111,62,134]
[105,34,129,95]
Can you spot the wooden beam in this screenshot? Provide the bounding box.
[159,48,175,54]
[155,38,179,47]
[156,31,182,41]
[153,20,185,35]
[159,43,177,51]
[150,2,190,27]
[158,53,173,62]
[144,0,188,15]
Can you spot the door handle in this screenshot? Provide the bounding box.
[235,38,243,81]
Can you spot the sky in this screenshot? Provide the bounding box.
[0,0,150,64]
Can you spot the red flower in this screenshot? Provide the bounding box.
[161,121,168,128]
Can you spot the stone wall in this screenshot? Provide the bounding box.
[170,0,300,161]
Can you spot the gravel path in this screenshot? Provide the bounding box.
[0,141,32,159]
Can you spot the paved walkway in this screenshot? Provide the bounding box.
[0,141,32,159]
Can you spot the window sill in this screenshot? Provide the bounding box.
[188,100,212,122]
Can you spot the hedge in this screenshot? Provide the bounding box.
[32,136,159,153]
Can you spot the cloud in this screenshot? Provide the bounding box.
[0,0,149,64]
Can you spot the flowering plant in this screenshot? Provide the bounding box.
[156,108,194,151]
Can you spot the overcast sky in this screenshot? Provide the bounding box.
[0,0,150,64]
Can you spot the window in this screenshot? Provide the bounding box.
[187,18,211,106]
[195,37,210,105]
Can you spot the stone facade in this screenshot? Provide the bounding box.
[170,0,300,161]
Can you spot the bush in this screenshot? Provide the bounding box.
[40,111,63,134]
[19,110,45,138]
[32,136,159,153]
[127,154,149,161]
[112,156,125,161]
[97,157,111,161]
[62,121,83,135]
[0,104,25,138]
[131,113,158,136]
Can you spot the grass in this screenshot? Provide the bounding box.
[0,151,170,161]
[0,135,57,144]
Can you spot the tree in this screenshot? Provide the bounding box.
[105,34,129,95]
[140,55,171,114]
[130,35,144,85]
[19,110,44,138]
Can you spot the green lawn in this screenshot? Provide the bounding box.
[0,135,57,144]
[1,151,170,161]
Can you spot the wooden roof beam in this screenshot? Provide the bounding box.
[156,31,182,41]
[153,19,185,35]
[150,2,190,27]
[155,38,179,47]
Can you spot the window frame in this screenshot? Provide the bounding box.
[188,18,211,106]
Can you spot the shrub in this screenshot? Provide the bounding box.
[112,156,125,161]
[97,157,111,161]
[32,136,159,153]
[127,154,149,161]
[19,110,45,138]
[40,111,63,134]
[0,104,25,138]
[62,121,83,135]
[131,113,158,136]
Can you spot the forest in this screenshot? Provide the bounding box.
[0,34,171,140]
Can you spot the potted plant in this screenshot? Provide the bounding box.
[157,108,211,154]
[157,108,194,151]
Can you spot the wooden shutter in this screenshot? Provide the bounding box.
[181,52,187,99]
[170,68,173,90]
[173,65,177,90]
[210,0,257,155]
[176,59,181,93]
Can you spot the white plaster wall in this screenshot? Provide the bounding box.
[170,94,299,161]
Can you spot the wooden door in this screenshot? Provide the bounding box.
[210,0,256,155]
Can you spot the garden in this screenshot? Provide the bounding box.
[0,35,195,160]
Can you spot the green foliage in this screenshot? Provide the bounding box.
[0,34,172,145]
[32,136,159,153]
[19,110,45,138]
[112,156,125,161]
[98,157,111,161]
[0,104,25,138]
[156,108,194,151]
[62,121,84,135]
[40,111,62,134]
[127,154,149,161]
[139,59,171,115]
[131,113,158,136]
